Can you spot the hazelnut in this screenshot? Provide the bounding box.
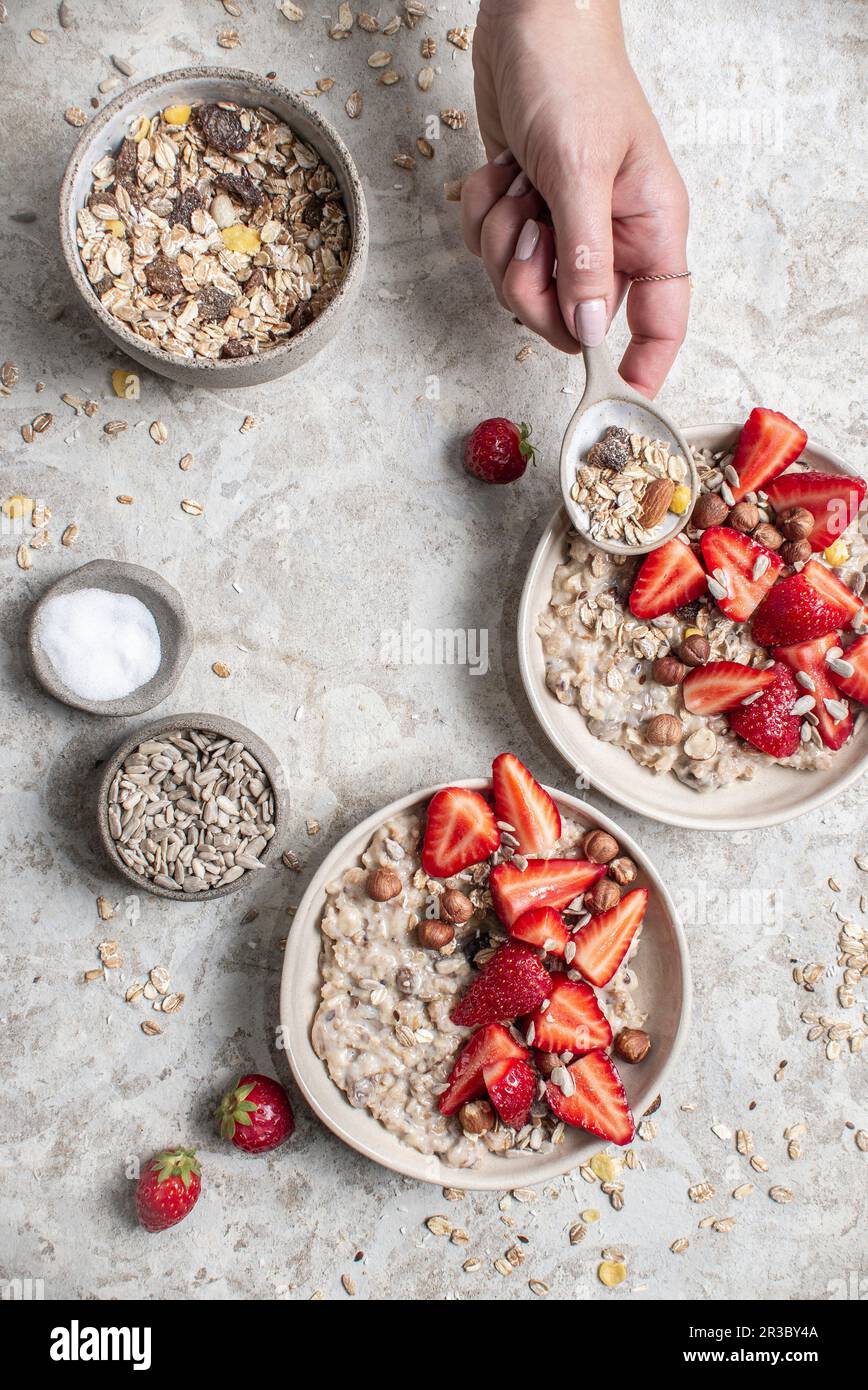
[440,888,474,924]
[652,655,688,686]
[458,1098,495,1134]
[585,877,621,915]
[778,506,814,541]
[645,714,683,747]
[676,634,710,667]
[366,867,402,901]
[608,855,638,886]
[729,500,760,533]
[691,492,730,530]
[753,522,783,550]
[614,1028,652,1063]
[535,1051,560,1078]
[780,538,812,567]
[582,829,620,864]
[417,919,455,950]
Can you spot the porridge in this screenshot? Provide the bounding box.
[313,755,649,1167]
[540,408,868,791]
[76,100,350,360]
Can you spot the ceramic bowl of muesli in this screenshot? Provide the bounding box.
[280,753,690,1190]
[59,67,367,387]
[520,415,868,830]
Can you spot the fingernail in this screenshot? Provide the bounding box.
[506,170,531,198]
[575,298,607,346]
[514,219,540,262]
[493,148,515,165]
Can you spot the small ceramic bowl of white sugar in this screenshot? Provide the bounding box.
[27,558,193,716]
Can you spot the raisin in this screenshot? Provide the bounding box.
[114,137,138,185]
[89,192,119,216]
[196,286,237,323]
[216,170,265,209]
[170,187,202,230]
[302,197,324,229]
[676,598,708,624]
[587,432,629,472]
[144,255,184,297]
[243,268,267,293]
[221,338,255,359]
[193,104,252,155]
[289,301,314,335]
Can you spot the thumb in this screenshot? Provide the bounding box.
[546,174,616,347]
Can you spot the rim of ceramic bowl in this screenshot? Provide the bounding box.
[58,66,368,378]
[280,778,692,1191]
[96,711,288,901]
[27,558,193,717]
[518,422,868,831]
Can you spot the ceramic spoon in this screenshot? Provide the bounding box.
[559,338,699,556]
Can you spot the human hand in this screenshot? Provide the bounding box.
[462,0,690,398]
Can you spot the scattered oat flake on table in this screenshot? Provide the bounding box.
[217,27,241,47]
[65,106,88,127]
[149,420,168,445]
[670,1238,689,1254]
[425,1215,452,1236]
[345,90,363,118]
[30,28,49,43]
[528,1279,549,1297]
[239,415,255,433]
[688,1181,715,1203]
[441,108,467,130]
[447,26,472,49]
[211,661,231,679]
[278,1,304,19]
[733,1183,754,1200]
[855,1130,868,1151]
[96,895,115,921]
[16,545,32,571]
[417,66,434,91]
[141,1021,161,1036]
[181,499,203,516]
[179,453,193,471]
[116,495,134,505]
[768,1185,794,1204]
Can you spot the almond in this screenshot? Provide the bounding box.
[638,477,675,529]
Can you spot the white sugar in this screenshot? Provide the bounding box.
[38,587,161,701]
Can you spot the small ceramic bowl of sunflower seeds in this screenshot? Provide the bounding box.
[59,67,368,387]
[96,713,288,900]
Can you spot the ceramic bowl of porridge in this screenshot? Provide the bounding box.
[519,421,868,830]
[59,67,367,387]
[279,766,690,1191]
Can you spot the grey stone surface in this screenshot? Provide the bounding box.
[0,1,865,1302]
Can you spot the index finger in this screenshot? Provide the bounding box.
[617,275,691,398]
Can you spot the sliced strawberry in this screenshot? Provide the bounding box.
[628,537,707,620]
[827,633,868,706]
[752,571,855,648]
[772,633,853,750]
[489,858,606,930]
[800,559,866,627]
[421,786,499,878]
[545,1049,635,1145]
[729,407,807,502]
[450,943,551,1027]
[510,905,569,957]
[438,1023,528,1116]
[570,888,648,988]
[483,1058,536,1130]
[524,975,612,1055]
[699,526,783,621]
[491,751,561,855]
[765,469,867,551]
[727,660,802,758]
[682,660,776,715]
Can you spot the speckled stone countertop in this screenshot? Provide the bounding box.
[0,1,865,1301]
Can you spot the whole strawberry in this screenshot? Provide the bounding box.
[464,417,535,484]
[216,1073,294,1153]
[135,1147,201,1233]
